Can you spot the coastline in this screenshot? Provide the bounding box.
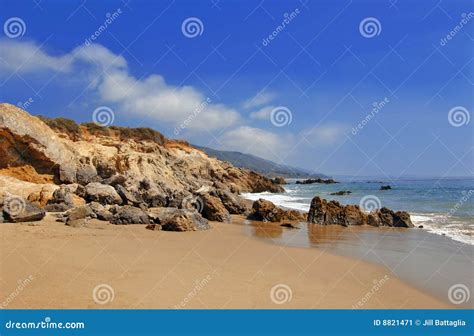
[0,213,453,309]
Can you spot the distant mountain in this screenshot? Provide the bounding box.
[195,145,327,178]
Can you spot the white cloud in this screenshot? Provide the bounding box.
[242,91,276,109]
[300,124,348,146]
[0,39,239,131]
[219,126,294,161]
[249,105,275,120]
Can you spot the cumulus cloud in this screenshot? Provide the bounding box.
[249,105,275,120]
[0,39,239,131]
[219,126,294,161]
[242,91,276,109]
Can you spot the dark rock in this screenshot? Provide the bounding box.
[418,225,423,229]
[272,177,286,184]
[64,205,95,227]
[76,164,99,186]
[380,185,392,190]
[307,196,366,226]
[85,182,122,205]
[143,189,167,207]
[2,196,45,222]
[199,193,231,223]
[216,189,248,214]
[148,207,210,231]
[110,205,150,224]
[103,174,127,187]
[296,178,338,185]
[367,207,413,228]
[249,199,306,222]
[45,203,72,212]
[330,190,352,196]
[88,202,114,221]
[115,185,143,206]
[45,185,75,212]
[281,223,299,229]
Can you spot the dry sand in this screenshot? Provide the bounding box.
[0,214,451,309]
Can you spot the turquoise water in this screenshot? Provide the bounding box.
[243,177,474,245]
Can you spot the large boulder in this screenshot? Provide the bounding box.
[2,196,45,222]
[85,183,122,205]
[0,103,77,183]
[249,199,306,222]
[63,205,95,228]
[115,185,143,206]
[148,207,210,231]
[199,193,231,223]
[88,202,114,221]
[110,205,150,224]
[368,207,413,228]
[76,164,99,186]
[214,189,248,215]
[307,197,366,226]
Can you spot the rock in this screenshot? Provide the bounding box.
[296,178,338,185]
[380,185,392,190]
[27,186,56,207]
[215,189,248,215]
[199,193,231,223]
[0,103,77,182]
[330,190,352,196]
[76,164,99,186]
[110,205,150,224]
[307,196,366,226]
[88,202,114,221]
[418,225,423,229]
[281,223,299,229]
[85,182,122,205]
[166,190,189,208]
[2,196,45,222]
[143,188,167,207]
[103,174,127,187]
[148,207,210,231]
[249,199,306,222]
[272,177,286,184]
[145,223,161,231]
[308,196,413,228]
[115,185,143,206]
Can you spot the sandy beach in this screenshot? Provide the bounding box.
[0,214,453,309]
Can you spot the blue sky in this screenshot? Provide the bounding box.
[0,0,472,177]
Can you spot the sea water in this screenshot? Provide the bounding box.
[243,177,474,245]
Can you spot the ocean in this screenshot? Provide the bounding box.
[242,177,474,245]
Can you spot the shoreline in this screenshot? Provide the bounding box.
[0,213,455,309]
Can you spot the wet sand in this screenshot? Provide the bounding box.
[0,214,455,309]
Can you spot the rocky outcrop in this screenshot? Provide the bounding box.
[380,185,392,190]
[330,190,352,196]
[199,193,231,223]
[1,196,45,222]
[272,177,286,184]
[214,189,248,215]
[249,199,306,222]
[148,207,210,231]
[110,205,150,225]
[85,183,122,205]
[368,208,413,228]
[296,178,338,184]
[0,104,77,183]
[307,196,413,228]
[63,205,95,228]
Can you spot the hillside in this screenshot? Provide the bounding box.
[195,145,326,178]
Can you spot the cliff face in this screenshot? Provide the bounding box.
[0,103,283,195]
